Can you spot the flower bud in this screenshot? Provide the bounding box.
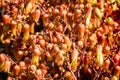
[77,24,85,38]
[114,66,120,76]
[111,75,119,80]
[2,60,11,73]
[31,10,40,23]
[64,36,72,50]
[31,46,41,66]
[30,22,35,34]
[85,3,92,27]
[89,33,97,49]
[64,71,73,79]
[95,45,104,66]
[14,65,20,75]
[23,23,30,44]
[94,7,103,19]
[11,20,17,36]
[2,15,11,24]
[45,51,52,61]
[110,0,115,4]
[71,49,79,70]
[51,45,59,56]
[113,53,120,65]
[55,50,65,66]
[17,22,22,36]
[11,6,18,19]
[103,59,110,70]
[24,2,33,15]
[35,69,42,79]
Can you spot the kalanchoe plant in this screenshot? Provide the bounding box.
[0,0,120,80]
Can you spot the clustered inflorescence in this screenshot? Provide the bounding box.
[0,0,120,80]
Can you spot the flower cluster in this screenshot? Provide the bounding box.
[0,0,120,80]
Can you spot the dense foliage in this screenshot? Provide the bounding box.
[0,0,120,80]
